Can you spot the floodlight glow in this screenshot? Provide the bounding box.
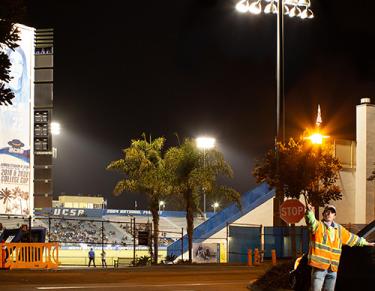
[286,0,299,4]
[236,0,249,13]
[235,0,313,19]
[307,8,314,18]
[51,122,61,135]
[309,133,323,144]
[298,0,311,7]
[305,133,329,145]
[249,0,262,14]
[264,2,277,14]
[289,6,301,17]
[196,137,216,150]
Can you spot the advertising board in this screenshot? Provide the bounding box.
[0,24,35,216]
[192,243,220,263]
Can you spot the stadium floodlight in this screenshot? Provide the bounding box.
[196,137,216,150]
[51,122,61,135]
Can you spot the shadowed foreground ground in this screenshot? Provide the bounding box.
[0,263,275,291]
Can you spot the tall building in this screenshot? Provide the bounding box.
[33,28,54,208]
[355,98,375,223]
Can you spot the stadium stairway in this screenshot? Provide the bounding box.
[167,182,275,258]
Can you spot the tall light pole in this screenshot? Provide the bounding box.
[236,0,314,226]
[235,0,314,142]
[196,136,216,219]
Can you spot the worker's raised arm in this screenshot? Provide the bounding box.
[305,203,318,234]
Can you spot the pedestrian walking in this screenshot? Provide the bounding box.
[101,250,107,268]
[88,248,96,267]
[305,204,374,291]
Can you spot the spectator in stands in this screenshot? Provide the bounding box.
[101,250,107,268]
[19,224,30,242]
[88,248,96,267]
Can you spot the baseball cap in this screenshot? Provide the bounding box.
[323,204,336,214]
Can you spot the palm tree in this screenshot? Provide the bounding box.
[107,135,170,264]
[0,187,14,213]
[0,0,25,105]
[12,186,22,213]
[165,138,240,263]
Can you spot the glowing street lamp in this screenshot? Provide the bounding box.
[305,105,329,145]
[159,200,165,212]
[196,136,216,219]
[306,133,329,145]
[212,202,220,213]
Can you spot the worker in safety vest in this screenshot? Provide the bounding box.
[305,204,375,291]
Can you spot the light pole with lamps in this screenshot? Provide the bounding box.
[236,0,314,226]
[196,136,216,219]
[235,0,313,142]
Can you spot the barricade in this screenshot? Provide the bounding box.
[247,249,252,266]
[253,248,260,265]
[0,242,59,269]
[271,249,277,266]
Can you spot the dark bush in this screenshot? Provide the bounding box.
[131,255,151,266]
[251,260,294,290]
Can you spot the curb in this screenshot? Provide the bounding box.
[247,283,293,291]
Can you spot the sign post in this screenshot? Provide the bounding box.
[280,199,305,258]
[280,199,305,224]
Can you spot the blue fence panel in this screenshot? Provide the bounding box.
[264,226,309,258]
[229,226,261,263]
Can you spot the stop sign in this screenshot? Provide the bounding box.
[280,199,305,224]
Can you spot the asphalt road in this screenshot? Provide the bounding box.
[0,263,274,291]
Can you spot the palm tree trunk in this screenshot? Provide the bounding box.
[150,202,159,264]
[185,190,194,263]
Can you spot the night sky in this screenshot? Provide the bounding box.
[23,0,375,209]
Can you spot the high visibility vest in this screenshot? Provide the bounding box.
[308,220,364,272]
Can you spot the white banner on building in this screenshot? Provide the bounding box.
[0,24,34,215]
